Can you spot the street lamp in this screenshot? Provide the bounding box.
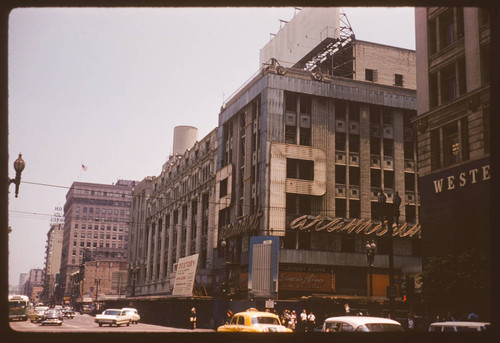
[365,240,376,297]
[129,265,139,297]
[8,153,26,198]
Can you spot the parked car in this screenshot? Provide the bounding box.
[62,307,75,319]
[121,308,140,324]
[94,309,131,327]
[81,305,91,314]
[429,321,490,332]
[30,306,49,323]
[217,308,293,332]
[321,316,404,332]
[41,309,63,326]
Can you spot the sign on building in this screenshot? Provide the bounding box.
[172,254,199,297]
[248,236,279,299]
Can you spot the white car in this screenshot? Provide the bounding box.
[121,308,140,324]
[322,316,404,332]
[429,321,490,332]
[94,309,131,327]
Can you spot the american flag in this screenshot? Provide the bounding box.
[82,164,88,171]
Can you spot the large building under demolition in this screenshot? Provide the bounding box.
[127,9,421,307]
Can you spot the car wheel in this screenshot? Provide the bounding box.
[99,323,102,327]
[59,323,62,326]
[127,322,130,326]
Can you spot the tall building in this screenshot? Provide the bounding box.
[59,179,138,297]
[214,31,421,301]
[17,273,28,295]
[414,8,490,317]
[42,223,64,304]
[128,128,218,296]
[127,9,422,306]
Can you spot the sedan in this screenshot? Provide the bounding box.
[94,309,131,327]
[41,309,63,326]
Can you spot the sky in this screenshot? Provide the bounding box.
[7,7,415,286]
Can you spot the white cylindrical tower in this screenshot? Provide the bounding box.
[173,126,198,156]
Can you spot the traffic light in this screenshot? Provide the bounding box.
[402,293,407,302]
[220,282,227,295]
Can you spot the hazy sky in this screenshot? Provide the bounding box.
[7,7,415,286]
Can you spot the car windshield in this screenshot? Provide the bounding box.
[251,316,280,325]
[103,310,120,316]
[357,323,404,332]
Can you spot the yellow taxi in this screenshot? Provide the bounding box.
[217,308,292,333]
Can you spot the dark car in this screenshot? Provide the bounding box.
[41,309,63,326]
[62,307,75,319]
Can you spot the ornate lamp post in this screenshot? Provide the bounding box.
[8,153,26,198]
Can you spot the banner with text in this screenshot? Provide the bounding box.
[172,254,199,297]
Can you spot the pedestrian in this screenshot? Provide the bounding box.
[393,191,401,226]
[289,310,297,331]
[407,313,415,331]
[225,309,233,324]
[299,309,307,332]
[307,311,316,332]
[467,311,479,321]
[189,307,197,329]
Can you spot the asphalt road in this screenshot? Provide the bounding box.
[9,313,215,333]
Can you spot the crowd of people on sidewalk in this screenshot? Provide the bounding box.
[278,309,317,332]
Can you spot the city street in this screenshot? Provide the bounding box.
[9,313,214,333]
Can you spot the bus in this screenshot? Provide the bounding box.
[8,295,30,321]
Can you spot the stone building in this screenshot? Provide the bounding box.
[60,180,137,298]
[127,128,218,296]
[414,7,490,317]
[214,34,422,300]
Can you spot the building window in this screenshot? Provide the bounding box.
[365,68,378,82]
[284,92,313,146]
[336,132,346,151]
[370,169,381,189]
[404,141,414,159]
[336,198,346,218]
[349,134,360,153]
[439,9,456,49]
[405,205,416,223]
[441,64,457,104]
[405,172,415,191]
[394,74,404,87]
[335,165,346,184]
[383,139,394,157]
[429,72,438,109]
[286,194,312,215]
[384,170,394,189]
[219,178,228,197]
[287,159,314,180]
[370,138,380,155]
[349,167,360,186]
[349,200,360,219]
